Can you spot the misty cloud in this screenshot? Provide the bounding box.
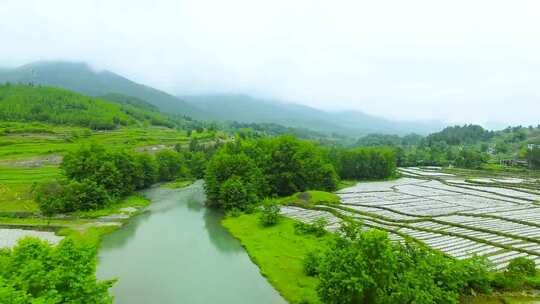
[1,0,539,126]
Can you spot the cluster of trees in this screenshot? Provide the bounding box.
[356,133,422,147]
[204,135,397,211]
[204,136,340,210]
[305,222,539,304]
[0,237,114,303]
[425,124,494,146]
[331,147,397,180]
[34,143,207,214]
[357,124,540,170]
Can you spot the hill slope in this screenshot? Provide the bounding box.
[0,84,178,129]
[0,61,206,118]
[0,61,443,136]
[182,94,444,136]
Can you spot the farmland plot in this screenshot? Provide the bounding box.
[280,167,540,270]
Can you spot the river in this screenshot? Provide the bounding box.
[97,181,286,304]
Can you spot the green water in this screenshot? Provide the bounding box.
[97,181,286,304]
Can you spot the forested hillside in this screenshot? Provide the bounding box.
[356,124,540,169]
[0,84,182,130]
[0,61,206,118]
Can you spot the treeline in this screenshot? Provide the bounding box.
[356,133,423,147]
[331,147,397,180]
[306,222,539,304]
[357,124,540,170]
[35,141,215,214]
[425,124,494,146]
[204,135,396,211]
[0,238,113,303]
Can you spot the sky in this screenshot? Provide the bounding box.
[1,0,539,126]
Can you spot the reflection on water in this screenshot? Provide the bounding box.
[97,181,286,304]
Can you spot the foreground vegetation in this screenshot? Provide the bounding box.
[225,211,540,304]
[0,237,114,303]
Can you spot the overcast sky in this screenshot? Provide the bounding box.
[1,0,539,126]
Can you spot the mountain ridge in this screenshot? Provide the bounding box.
[0,61,445,136]
[0,61,207,119]
[181,94,444,136]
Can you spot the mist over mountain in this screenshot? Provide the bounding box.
[181,94,444,136]
[0,61,206,118]
[0,61,444,136]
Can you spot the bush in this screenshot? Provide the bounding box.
[294,218,327,237]
[303,251,321,276]
[34,180,68,216]
[507,257,536,277]
[315,227,492,304]
[35,179,110,214]
[259,201,280,226]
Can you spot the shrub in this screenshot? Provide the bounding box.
[35,179,110,214]
[303,251,321,276]
[259,201,280,226]
[316,228,490,304]
[294,218,328,237]
[507,257,537,277]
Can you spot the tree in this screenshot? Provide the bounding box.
[34,180,67,217]
[204,152,264,209]
[187,151,207,179]
[63,179,110,211]
[61,143,123,197]
[219,176,258,210]
[134,153,158,189]
[0,238,114,303]
[155,150,185,181]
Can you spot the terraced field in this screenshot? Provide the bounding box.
[281,167,540,270]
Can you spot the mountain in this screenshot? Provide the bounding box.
[0,61,443,136]
[181,94,444,136]
[0,61,206,118]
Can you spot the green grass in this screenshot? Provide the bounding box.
[337,179,358,190]
[0,165,61,212]
[278,190,340,206]
[163,179,195,189]
[75,194,151,218]
[57,225,121,247]
[222,213,333,304]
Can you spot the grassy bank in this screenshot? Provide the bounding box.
[222,212,333,304]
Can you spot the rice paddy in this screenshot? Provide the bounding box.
[280,167,540,271]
